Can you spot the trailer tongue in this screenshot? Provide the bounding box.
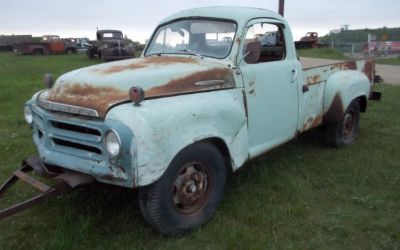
[0,156,94,220]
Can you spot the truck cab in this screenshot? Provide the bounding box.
[22,7,378,234]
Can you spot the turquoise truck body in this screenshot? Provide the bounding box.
[25,6,376,189]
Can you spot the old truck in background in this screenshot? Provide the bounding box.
[13,35,77,55]
[0,34,33,52]
[1,7,381,235]
[86,30,135,61]
[295,32,328,49]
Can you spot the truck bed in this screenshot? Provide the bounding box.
[300,57,374,86]
[298,57,375,132]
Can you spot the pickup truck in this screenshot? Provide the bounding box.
[86,30,135,61]
[13,35,77,55]
[9,7,380,235]
[294,32,328,49]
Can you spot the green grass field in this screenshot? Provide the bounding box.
[0,52,399,249]
[297,48,400,66]
[296,48,348,60]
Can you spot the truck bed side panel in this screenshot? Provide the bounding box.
[299,59,374,132]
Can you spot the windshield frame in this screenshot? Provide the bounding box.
[144,17,238,59]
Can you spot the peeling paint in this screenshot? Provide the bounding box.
[146,68,235,97]
[329,61,357,71]
[306,74,322,85]
[362,59,374,83]
[247,76,256,95]
[323,93,344,124]
[44,83,128,117]
[92,56,199,74]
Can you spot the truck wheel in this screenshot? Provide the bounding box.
[100,52,107,62]
[66,48,75,54]
[33,49,43,55]
[325,99,360,147]
[139,142,227,235]
[87,49,93,59]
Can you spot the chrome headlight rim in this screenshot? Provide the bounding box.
[104,129,122,159]
[24,105,33,125]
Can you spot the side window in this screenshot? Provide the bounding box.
[243,23,286,63]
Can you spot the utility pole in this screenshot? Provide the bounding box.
[278,0,285,16]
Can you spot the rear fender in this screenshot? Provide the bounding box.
[323,70,370,124]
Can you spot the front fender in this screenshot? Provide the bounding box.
[323,70,370,124]
[106,89,248,186]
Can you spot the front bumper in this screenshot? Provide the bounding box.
[29,102,136,187]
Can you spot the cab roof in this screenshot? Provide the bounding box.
[160,6,283,25]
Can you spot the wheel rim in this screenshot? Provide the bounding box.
[171,161,212,214]
[342,109,355,139]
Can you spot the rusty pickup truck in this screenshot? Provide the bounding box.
[13,35,77,55]
[2,7,381,235]
[86,30,134,61]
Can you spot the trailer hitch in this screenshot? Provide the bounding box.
[0,156,94,220]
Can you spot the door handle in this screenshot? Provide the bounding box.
[291,69,298,82]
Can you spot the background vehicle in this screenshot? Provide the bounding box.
[86,30,134,61]
[13,35,77,55]
[2,6,380,235]
[295,32,328,49]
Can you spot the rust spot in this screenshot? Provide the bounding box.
[93,56,199,74]
[241,89,248,118]
[329,61,357,71]
[311,114,323,128]
[307,74,322,85]
[45,83,128,117]
[362,59,374,83]
[146,68,234,97]
[323,93,344,124]
[235,36,241,44]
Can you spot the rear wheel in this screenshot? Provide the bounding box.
[33,49,43,55]
[325,99,360,147]
[65,48,75,54]
[139,142,227,235]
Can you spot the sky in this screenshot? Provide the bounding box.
[1,0,399,43]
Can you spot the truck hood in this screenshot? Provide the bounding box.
[37,56,235,117]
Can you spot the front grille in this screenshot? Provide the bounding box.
[51,121,101,136]
[112,49,129,56]
[32,105,105,161]
[53,138,102,155]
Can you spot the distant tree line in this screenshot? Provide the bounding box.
[320,27,400,44]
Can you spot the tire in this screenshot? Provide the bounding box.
[100,51,107,62]
[33,49,43,55]
[86,48,95,59]
[325,99,360,147]
[139,142,227,235]
[65,48,75,54]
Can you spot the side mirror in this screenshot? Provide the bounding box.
[243,41,261,64]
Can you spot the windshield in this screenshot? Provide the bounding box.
[145,19,237,59]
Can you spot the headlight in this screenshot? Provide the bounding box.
[105,130,121,158]
[24,105,33,125]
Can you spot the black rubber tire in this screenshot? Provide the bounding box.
[325,99,360,147]
[33,49,43,55]
[86,48,95,59]
[65,48,75,54]
[139,142,227,235]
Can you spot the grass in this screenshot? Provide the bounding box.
[296,48,348,60]
[376,56,400,66]
[0,52,399,249]
[298,48,400,66]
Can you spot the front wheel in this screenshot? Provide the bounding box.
[139,142,227,235]
[325,99,360,147]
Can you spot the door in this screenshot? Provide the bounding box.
[239,20,299,157]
